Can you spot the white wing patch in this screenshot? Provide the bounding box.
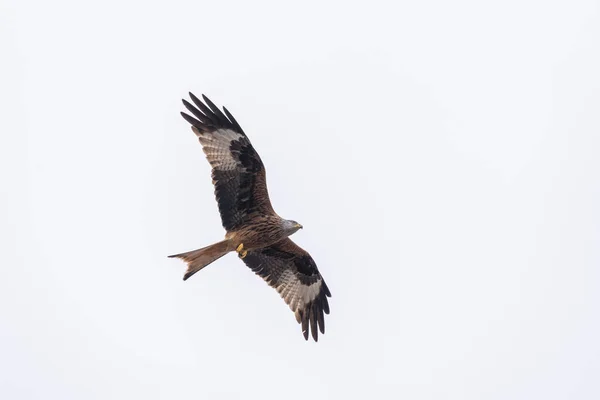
[276,269,322,313]
[193,127,243,171]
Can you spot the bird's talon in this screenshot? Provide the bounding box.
[236,243,247,258]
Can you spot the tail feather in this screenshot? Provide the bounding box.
[168,239,232,280]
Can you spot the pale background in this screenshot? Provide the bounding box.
[1,0,599,399]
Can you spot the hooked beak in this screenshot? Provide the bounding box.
[295,223,303,229]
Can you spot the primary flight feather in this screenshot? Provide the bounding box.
[169,93,331,341]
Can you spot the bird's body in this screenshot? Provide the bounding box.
[169,93,331,341]
[225,214,295,251]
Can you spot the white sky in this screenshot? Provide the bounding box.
[1,0,599,399]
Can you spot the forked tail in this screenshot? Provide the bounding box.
[168,239,232,280]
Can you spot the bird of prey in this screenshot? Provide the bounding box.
[169,93,331,341]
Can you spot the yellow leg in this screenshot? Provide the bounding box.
[236,243,248,259]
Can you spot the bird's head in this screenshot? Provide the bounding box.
[282,219,303,236]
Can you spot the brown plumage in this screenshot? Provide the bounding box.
[169,93,331,341]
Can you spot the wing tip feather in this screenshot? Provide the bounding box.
[180,92,244,135]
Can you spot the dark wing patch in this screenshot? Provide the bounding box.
[241,238,331,342]
[181,93,275,231]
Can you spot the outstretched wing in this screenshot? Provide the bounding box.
[180,93,275,232]
[241,238,331,341]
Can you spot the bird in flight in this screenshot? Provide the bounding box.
[169,93,331,341]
